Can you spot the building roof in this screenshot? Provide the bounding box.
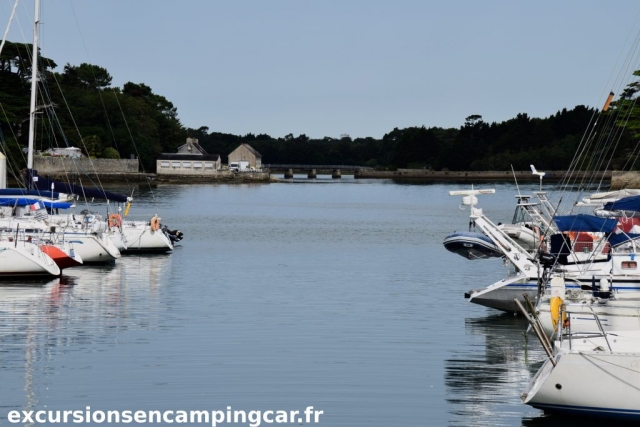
[177,139,208,155]
[157,153,220,161]
[232,143,262,158]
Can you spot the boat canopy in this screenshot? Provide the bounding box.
[0,188,62,199]
[554,214,617,233]
[608,232,640,247]
[0,198,73,209]
[589,189,640,201]
[32,175,129,203]
[603,195,640,212]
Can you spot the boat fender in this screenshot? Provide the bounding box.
[599,278,611,299]
[550,296,566,331]
[150,216,160,231]
[108,213,122,228]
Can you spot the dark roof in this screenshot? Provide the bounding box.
[177,141,208,155]
[157,153,220,161]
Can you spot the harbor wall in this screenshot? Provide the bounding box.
[154,171,270,182]
[611,171,640,189]
[34,157,139,174]
[354,169,612,182]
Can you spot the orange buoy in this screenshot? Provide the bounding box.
[108,213,122,228]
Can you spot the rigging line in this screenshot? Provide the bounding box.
[0,127,23,185]
[554,103,602,195]
[0,0,20,57]
[578,87,630,189]
[45,69,108,196]
[28,12,109,198]
[0,102,28,178]
[600,96,640,185]
[110,89,157,201]
[556,109,600,202]
[560,26,640,199]
[581,352,640,378]
[38,68,83,191]
[66,0,154,201]
[580,109,621,192]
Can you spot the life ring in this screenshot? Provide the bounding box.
[108,213,122,228]
[150,216,160,231]
[549,296,566,331]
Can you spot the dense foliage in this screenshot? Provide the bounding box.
[0,41,636,173]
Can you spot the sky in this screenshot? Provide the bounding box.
[3,0,640,140]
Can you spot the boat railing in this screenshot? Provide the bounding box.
[515,296,556,366]
[557,305,612,352]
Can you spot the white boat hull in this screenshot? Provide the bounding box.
[523,350,640,419]
[120,222,173,252]
[468,260,640,313]
[498,223,540,251]
[0,241,60,277]
[60,233,121,264]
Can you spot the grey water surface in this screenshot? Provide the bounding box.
[1,178,563,426]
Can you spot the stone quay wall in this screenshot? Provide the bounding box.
[34,157,139,174]
[354,169,612,182]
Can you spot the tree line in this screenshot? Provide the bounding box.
[0,41,637,174]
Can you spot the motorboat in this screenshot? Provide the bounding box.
[443,230,502,259]
[497,223,541,251]
[116,215,174,253]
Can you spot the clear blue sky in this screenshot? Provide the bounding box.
[4,1,640,139]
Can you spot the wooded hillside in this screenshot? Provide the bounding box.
[0,41,635,173]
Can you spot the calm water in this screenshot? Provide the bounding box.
[0,178,572,426]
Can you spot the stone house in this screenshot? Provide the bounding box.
[44,146,84,158]
[228,143,262,169]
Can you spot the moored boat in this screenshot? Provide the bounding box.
[0,239,60,278]
[443,230,502,259]
[522,328,640,419]
[40,240,83,270]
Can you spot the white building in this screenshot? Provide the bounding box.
[156,138,222,175]
[44,147,84,158]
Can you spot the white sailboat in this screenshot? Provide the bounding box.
[0,233,60,277]
[450,188,640,313]
[522,323,640,418]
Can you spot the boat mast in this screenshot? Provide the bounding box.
[27,0,40,182]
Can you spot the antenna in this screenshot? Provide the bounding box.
[530,164,545,191]
[449,186,495,209]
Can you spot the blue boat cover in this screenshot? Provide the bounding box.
[0,198,73,209]
[604,195,640,212]
[32,175,129,203]
[608,233,640,247]
[0,188,62,198]
[554,214,617,233]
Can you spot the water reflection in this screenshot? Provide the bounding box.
[446,314,545,427]
[0,254,172,420]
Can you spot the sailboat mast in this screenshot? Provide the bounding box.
[27,0,40,172]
